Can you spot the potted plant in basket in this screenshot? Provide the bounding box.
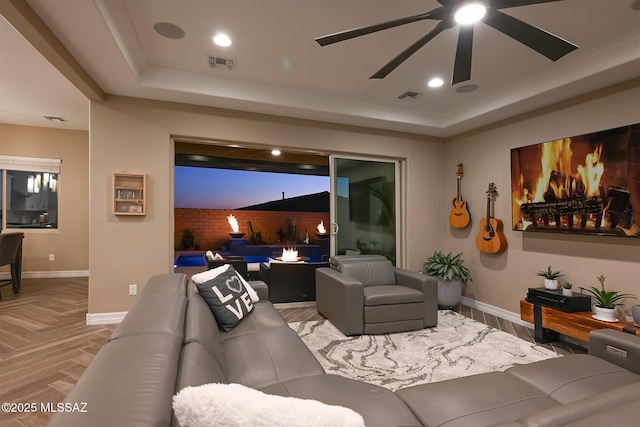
[580,274,636,322]
[536,266,563,290]
[423,251,472,309]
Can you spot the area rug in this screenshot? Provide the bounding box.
[289,311,559,391]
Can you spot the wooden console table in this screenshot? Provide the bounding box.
[520,300,640,343]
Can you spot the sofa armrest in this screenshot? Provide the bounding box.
[394,269,438,327]
[248,280,269,301]
[315,268,364,335]
[588,329,640,374]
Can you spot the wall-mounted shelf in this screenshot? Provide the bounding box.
[112,173,146,216]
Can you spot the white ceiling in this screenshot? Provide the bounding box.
[2,0,639,136]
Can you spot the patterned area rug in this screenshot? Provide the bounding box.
[289,311,559,391]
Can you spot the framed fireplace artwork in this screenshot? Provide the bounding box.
[511,123,639,238]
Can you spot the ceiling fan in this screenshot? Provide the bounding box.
[315,0,578,85]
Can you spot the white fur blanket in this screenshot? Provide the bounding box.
[173,383,366,427]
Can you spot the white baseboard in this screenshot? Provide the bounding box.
[0,270,89,279]
[460,296,534,329]
[86,311,127,325]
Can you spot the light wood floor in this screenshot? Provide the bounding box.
[0,277,584,426]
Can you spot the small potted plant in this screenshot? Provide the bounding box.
[182,229,195,250]
[536,266,563,290]
[562,281,573,297]
[423,251,472,309]
[580,274,636,322]
[633,305,640,327]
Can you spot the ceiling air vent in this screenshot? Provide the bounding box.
[397,91,421,100]
[208,56,235,71]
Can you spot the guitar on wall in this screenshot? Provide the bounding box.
[449,163,470,228]
[476,183,507,253]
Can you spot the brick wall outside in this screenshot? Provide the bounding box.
[175,208,330,250]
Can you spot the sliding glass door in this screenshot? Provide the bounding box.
[330,156,401,265]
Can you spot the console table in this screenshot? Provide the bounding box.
[520,300,640,343]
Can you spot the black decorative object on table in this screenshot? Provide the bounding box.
[526,287,592,313]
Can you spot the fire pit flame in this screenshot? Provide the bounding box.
[227,214,240,233]
[281,247,299,262]
[317,220,326,234]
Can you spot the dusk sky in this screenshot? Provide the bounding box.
[174,166,330,209]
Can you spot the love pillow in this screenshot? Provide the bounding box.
[193,265,254,332]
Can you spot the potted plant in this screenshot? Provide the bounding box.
[562,281,573,297]
[580,274,636,322]
[423,251,472,309]
[633,305,640,327]
[182,228,195,250]
[536,266,563,290]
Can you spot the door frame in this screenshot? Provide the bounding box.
[329,154,404,266]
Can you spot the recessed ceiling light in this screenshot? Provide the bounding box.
[427,78,444,88]
[454,3,487,25]
[213,33,232,47]
[271,149,281,156]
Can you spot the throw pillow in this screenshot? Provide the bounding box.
[192,264,259,303]
[173,383,366,427]
[193,265,254,332]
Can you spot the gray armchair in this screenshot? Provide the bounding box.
[315,255,437,336]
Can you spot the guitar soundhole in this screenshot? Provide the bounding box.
[483,224,495,240]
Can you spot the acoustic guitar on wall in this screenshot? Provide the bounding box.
[476,183,507,254]
[449,163,470,228]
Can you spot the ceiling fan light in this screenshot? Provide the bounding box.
[213,33,232,47]
[428,78,444,88]
[454,3,487,25]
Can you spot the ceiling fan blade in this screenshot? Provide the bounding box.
[371,20,451,79]
[491,0,562,10]
[315,9,445,46]
[452,25,474,85]
[483,9,578,61]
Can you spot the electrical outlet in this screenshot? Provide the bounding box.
[128,284,137,296]
[49,254,55,261]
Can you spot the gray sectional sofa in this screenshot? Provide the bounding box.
[47,272,640,427]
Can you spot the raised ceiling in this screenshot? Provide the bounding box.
[1,0,639,136]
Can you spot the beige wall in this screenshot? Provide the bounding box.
[0,123,89,273]
[89,97,444,313]
[444,82,640,317]
[6,83,639,321]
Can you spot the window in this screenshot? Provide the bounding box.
[0,155,60,230]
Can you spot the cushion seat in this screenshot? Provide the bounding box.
[364,285,424,306]
[396,371,559,427]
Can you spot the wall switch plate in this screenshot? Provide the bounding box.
[128,284,137,296]
[49,254,55,261]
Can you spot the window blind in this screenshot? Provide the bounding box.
[0,155,61,173]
